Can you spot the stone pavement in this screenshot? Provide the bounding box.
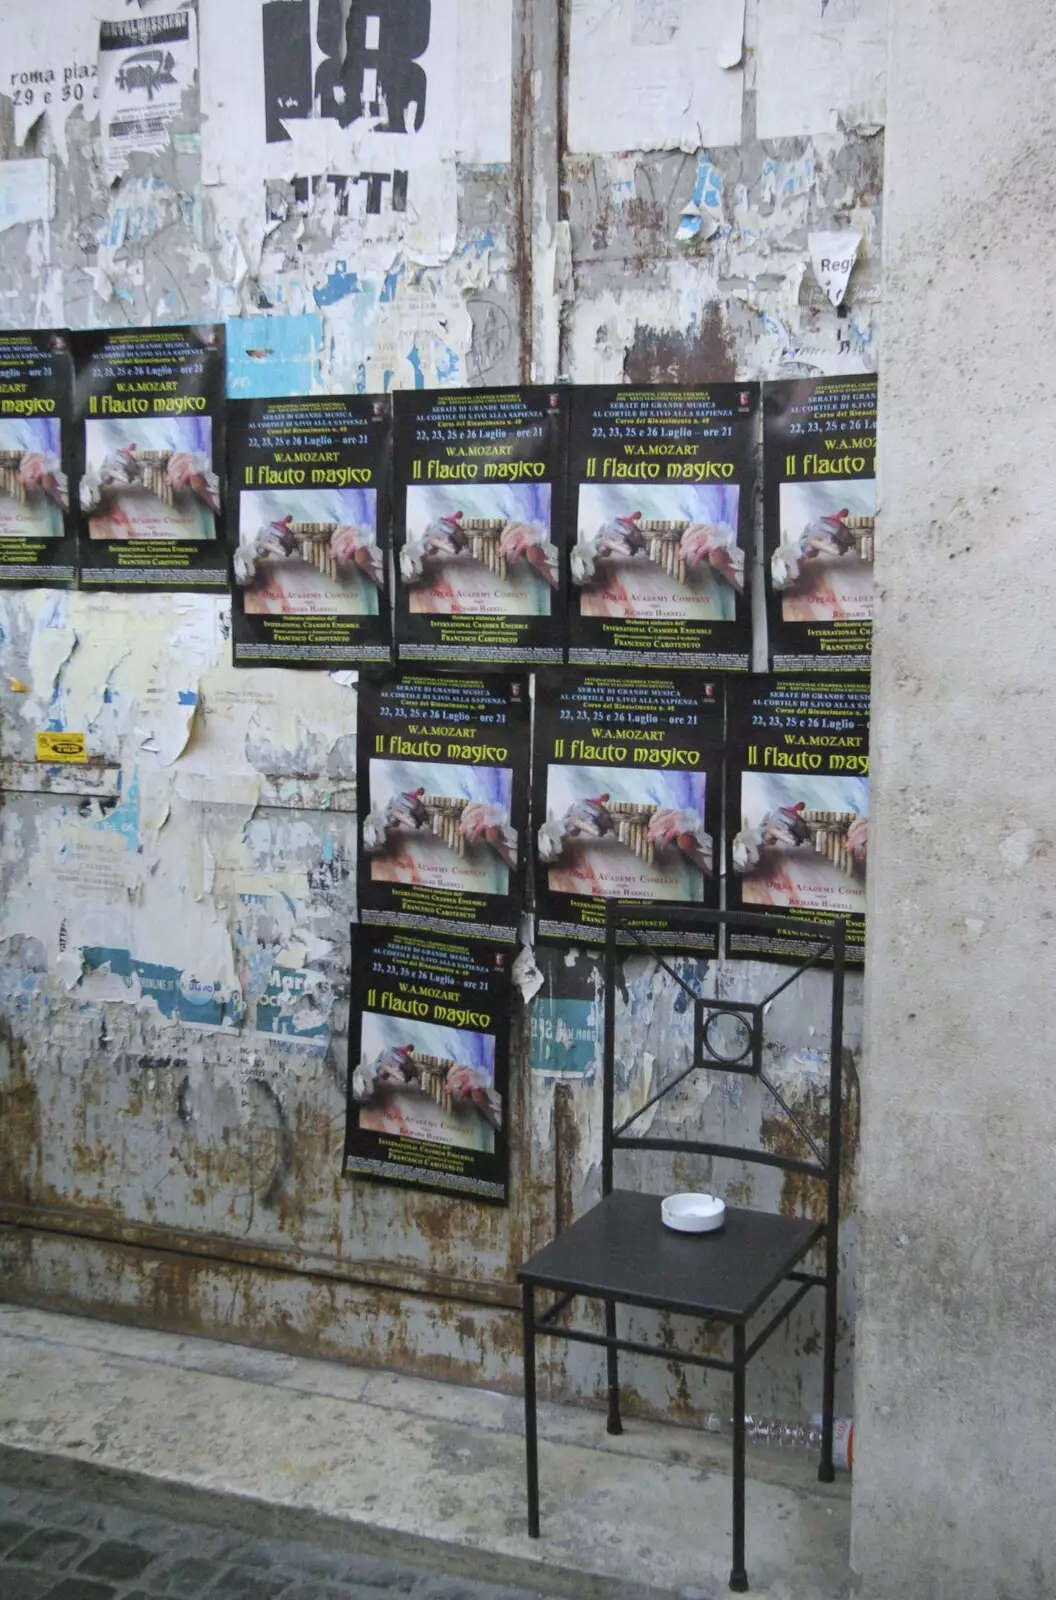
[0,1305,851,1599]
[0,1475,571,1600]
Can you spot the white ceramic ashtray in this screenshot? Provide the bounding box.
[661,1192,726,1234]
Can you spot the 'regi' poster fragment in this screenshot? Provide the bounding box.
[0,331,75,586]
[393,387,567,667]
[567,385,757,670]
[764,375,878,670]
[726,675,871,964]
[345,926,511,1204]
[357,672,529,944]
[229,395,391,667]
[533,670,723,950]
[74,325,226,591]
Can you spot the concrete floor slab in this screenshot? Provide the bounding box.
[0,1304,849,1599]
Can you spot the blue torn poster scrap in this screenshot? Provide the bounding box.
[81,946,242,1028]
[530,995,601,1079]
[226,314,322,397]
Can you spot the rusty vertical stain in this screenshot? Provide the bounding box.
[511,0,536,379]
[553,1081,580,1233]
[623,310,737,384]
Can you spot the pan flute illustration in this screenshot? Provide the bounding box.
[289,521,339,581]
[606,801,659,867]
[408,1051,456,1114]
[0,452,25,504]
[422,794,468,857]
[639,519,690,584]
[136,450,174,507]
[846,516,875,562]
[462,517,507,581]
[800,810,858,876]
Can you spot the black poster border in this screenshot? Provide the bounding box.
[343,925,512,1206]
[532,667,724,951]
[228,394,392,669]
[0,330,77,587]
[566,382,758,671]
[356,670,530,945]
[763,374,878,672]
[725,673,871,966]
[392,384,568,669]
[73,324,227,593]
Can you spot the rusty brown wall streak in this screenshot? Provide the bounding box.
[0,1205,521,1310]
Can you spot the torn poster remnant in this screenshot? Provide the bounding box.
[808,230,862,308]
[98,9,197,183]
[567,0,744,154]
[756,0,887,139]
[200,0,512,259]
[0,159,52,232]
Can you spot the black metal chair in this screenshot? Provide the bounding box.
[517,906,846,1593]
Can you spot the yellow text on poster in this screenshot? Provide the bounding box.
[35,731,88,764]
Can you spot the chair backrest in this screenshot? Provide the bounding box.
[601,905,846,1221]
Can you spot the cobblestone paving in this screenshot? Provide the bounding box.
[0,1476,581,1600]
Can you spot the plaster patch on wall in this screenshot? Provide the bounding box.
[567,0,745,154]
[0,158,52,232]
[756,0,887,140]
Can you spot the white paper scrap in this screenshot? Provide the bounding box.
[808,230,862,307]
[756,0,887,139]
[0,159,51,233]
[567,0,744,154]
[716,0,746,68]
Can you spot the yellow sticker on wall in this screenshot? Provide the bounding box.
[35,731,88,764]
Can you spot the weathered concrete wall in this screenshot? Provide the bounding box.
[0,0,882,1430]
[854,1,1056,1593]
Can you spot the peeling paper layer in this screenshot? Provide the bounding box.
[0,159,52,232]
[567,0,744,154]
[756,0,887,139]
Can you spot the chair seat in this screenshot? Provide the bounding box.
[518,1190,824,1322]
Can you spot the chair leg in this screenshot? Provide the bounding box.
[523,1283,540,1537]
[604,1298,622,1435]
[730,1323,748,1592]
[818,1261,837,1484]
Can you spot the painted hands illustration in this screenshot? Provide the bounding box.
[234,514,383,588]
[364,788,518,869]
[352,1043,502,1130]
[771,509,875,591]
[80,444,220,515]
[538,792,713,873]
[570,510,744,591]
[733,802,867,876]
[400,509,558,587]
[0,450,68,511]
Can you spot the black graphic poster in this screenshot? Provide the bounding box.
[533,670,723,949]
[73,325,225,591]
[726,676,870,964]
[764,375,878,670]
[357,672,529,943]
[345,927,511,1205]
[567,385,757,670]
[0,331,75,586]
[393,387,567,667]
[229,396,391,667]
